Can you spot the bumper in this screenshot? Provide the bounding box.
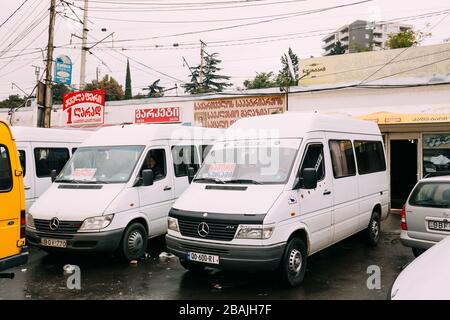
[400,230,438,250]
[26,228,124,253]
[0,246,29,272]
[166,234,286,271]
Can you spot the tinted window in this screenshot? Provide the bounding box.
[0,145,13,192]
[171,145,200,177]
[354,141,386,174]
[140,149,167,182]
[297,144,325,184]
[18,150,26,177]
[409,182,450,208]
[200,145,213,161]
[34,148,70,178]
[329,140,356,178]
[72,148,77,154]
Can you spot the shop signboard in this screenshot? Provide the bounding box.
[63,90,105,126]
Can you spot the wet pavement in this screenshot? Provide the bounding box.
[0,213,414,300]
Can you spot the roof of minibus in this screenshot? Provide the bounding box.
[11,126,92,143]
[81,124,223,147]
[226,112,381,138]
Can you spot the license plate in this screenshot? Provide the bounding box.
[40,238,67,248]
[187,252,219,265]
[428,220,450,231]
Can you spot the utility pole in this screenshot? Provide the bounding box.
[199,40,206,87]
[43,0,56,128]
[79,0,89,90]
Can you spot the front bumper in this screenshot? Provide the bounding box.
[166,234,286,271]
[0,246,29,272]
[26,228,124,253]
[400,230,439,250]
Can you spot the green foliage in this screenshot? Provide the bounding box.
[330,41,347,55]
[183,53,232,94]
[386,29,418,49]
[52,83,71,104]
[243,72,277,89]
[144,79,165,98]
[85,75,124,101]
[125,59,132,100]
[276,47,299,87]
[0,94,26,109]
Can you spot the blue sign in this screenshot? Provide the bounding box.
[55,55,72,85]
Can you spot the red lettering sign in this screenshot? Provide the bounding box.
[63,90,105,126]
[134,107,180,124]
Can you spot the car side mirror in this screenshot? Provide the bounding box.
[50,169,57,183]
[142,169,154,187]
[187,167,195,183]
[301,168,317,189]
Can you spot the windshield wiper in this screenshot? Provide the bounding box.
[55,179,82,184]
[224,179,263,185]
[193,177,226,184]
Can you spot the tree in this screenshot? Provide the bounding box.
[125,59,132,99]
[0,95,26,109]
[243,72,277,89]
[183,53,232,94]
[330,41,346,55]
[386,29,426,49]
[144,79,165,97]
[276,48,299,87]
[52,83,71,104]
[85,75,124,101]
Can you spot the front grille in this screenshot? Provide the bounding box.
[178,219,238,241]
[34,219,82,233]
[180,243,230,255]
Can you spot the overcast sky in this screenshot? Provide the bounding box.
[0,0,448,99]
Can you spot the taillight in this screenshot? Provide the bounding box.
[20,210,26,238]
[401,205,407,231]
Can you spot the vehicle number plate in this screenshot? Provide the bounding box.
[428,220,450,231]
[187,252,219,265]
[40,238,67,248]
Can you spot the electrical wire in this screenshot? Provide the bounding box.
[0,0,29,29]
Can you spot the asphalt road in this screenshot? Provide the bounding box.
[0,213,414,300]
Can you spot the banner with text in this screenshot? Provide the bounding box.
[134,106,180,124]
[63,90,105,126]
[194,95,285,128]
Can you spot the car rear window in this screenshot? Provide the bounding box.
[409,182,450,208]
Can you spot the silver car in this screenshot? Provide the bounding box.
[400,175,450,257]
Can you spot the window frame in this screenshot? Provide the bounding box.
[354,140,386,175]
[18,149,26,178]
[171,145,200,178]
[0,144,13,193]
[297,143,326,184]
[33,147,70,178]
[328,139,357,179]
[139,148,167,183]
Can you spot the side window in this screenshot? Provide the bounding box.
[354,140,386,174]
[171,145,200,177]
[0,145,13,192]
[34,148,70,178]
[329,140,356,178]
[140,149,167,182]
[18,150,26,177]
[298,144,325,183]
[200,145,213,161]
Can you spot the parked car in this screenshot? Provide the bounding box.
[12,126,92,212]
[26,124,222,261]
[390,234,450,300]
[166,113,390,287]
[400,175,450,257]
[0,120,28,271]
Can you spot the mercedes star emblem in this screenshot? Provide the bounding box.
[49,217,60,231]
[197,222,209,238]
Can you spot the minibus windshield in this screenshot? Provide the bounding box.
[56,145,144,184]
[194,140,299,185]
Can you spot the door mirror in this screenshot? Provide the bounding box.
[301,168,317,189]
[187,167,195,183]
[50,169,57,183]
[142,169,154,187]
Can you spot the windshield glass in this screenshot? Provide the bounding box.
[194,139,300,184]
[56,145,144,184]
[409,182,450,208]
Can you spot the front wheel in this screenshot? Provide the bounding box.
[117,222,148,261]
[365,212,381,246]
[278,237,307,287]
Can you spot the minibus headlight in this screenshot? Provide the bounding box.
[235,224,275,239]
[79,214,114,230]
[26,214,35,229]
[168,217,179,232]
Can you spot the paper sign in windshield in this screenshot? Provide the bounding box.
[72,168,97,181]
[207,163,236,179]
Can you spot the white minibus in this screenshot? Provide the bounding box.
[26,124,222,261]
[166,113,390,287]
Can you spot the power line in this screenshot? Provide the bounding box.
[0,0,29,29]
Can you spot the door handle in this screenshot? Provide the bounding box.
[323,190,332,195]
[163,186,172,191]
[25,186,31,190]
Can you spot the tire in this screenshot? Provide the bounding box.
[278,237,307,287]
[412,247,425,258]
[179,259,206,272]
[117,222,148,261]
[365,211,381,246]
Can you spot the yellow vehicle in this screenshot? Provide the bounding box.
[0,120,28,271]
